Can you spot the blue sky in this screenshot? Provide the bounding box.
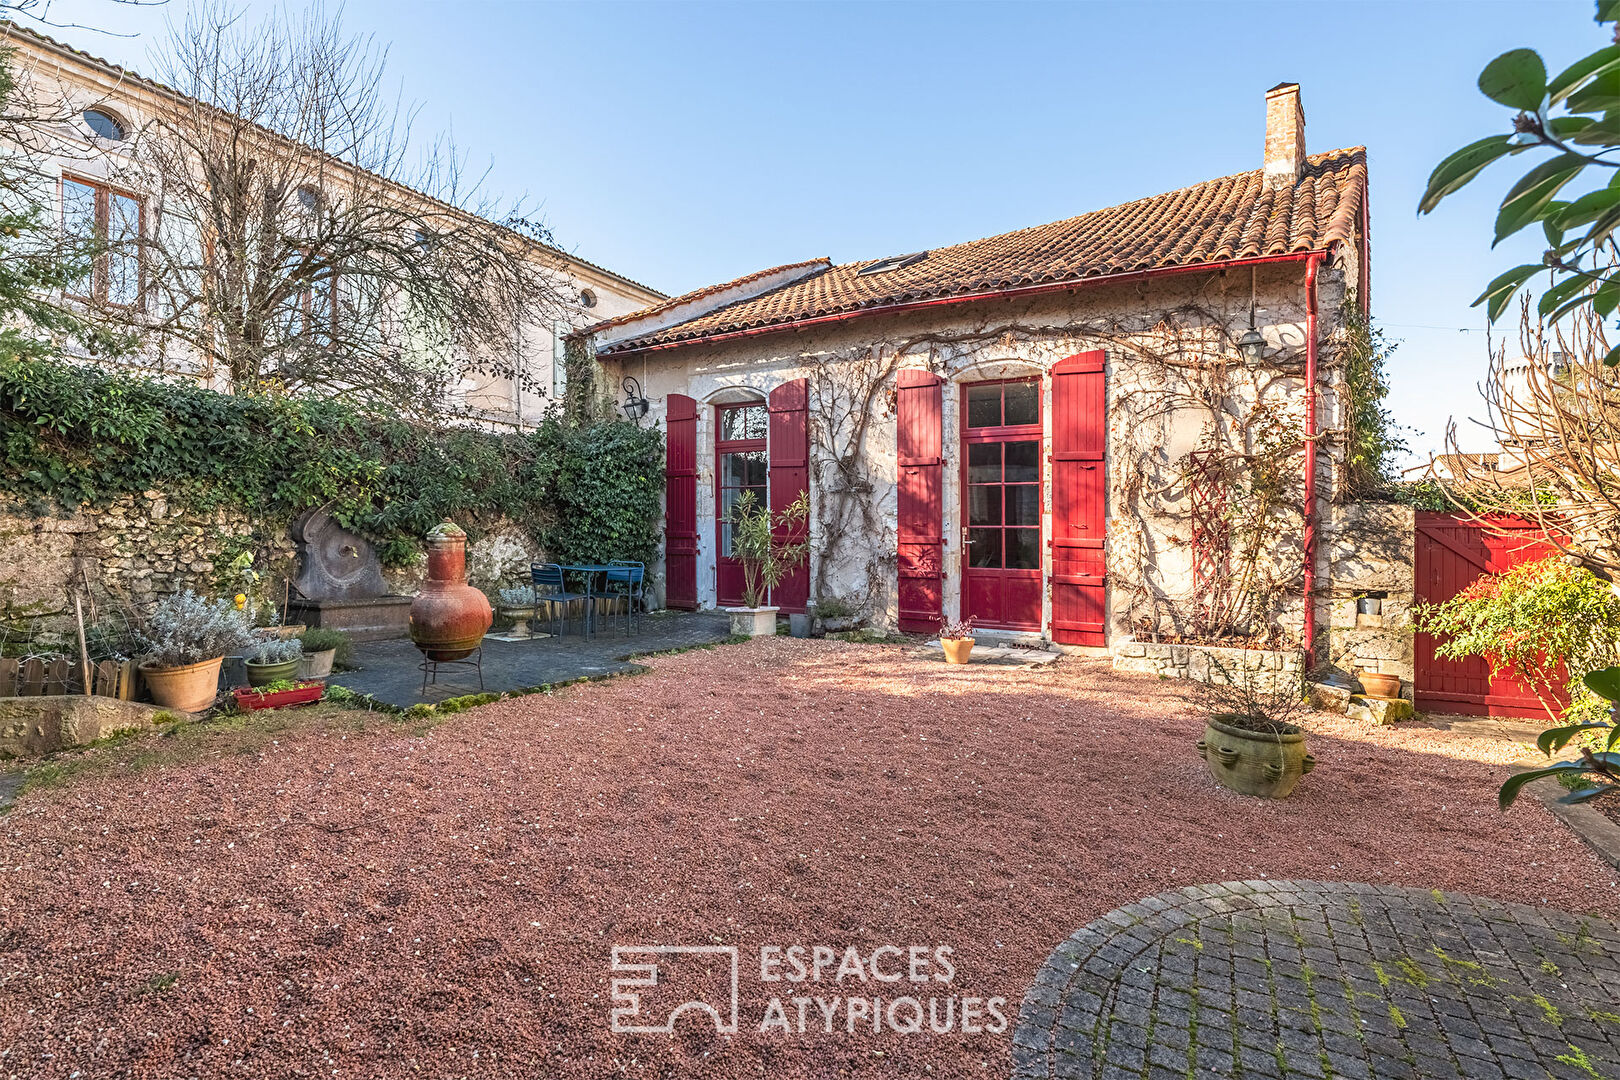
[38,0,1602,462]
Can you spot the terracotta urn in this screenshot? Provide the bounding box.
[409,520,493,661]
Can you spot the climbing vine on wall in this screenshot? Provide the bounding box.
[0,354,663,566]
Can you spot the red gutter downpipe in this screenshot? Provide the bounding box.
[1301,251,1324,665]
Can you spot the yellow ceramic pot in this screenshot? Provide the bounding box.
[942,637,975,664]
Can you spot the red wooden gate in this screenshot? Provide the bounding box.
[1414,512,1558,717]
[1050,351,1107,646]
[897,370,944,632]
[663,394,699,610]
[768,379,810,614]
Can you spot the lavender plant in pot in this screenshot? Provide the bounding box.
[136,591,257,713]
[245,637,305,687]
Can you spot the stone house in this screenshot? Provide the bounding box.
[590,84,1406,678]
[0,22,662,428]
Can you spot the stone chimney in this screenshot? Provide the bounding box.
[1263,82,1306,191]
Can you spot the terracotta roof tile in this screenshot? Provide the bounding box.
[585,259,828,334]
[604,147,1366,353]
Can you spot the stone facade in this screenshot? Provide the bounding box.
[1111,640,1306,694]
[1320,501,1416,696]
[0,493,537,635]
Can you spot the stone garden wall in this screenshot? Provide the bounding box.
[1110,500,1417,698]
[0,492,538,632]
[1112,641,1306,694]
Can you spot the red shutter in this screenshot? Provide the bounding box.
[1051,351,1107,646]
[664,394,699,610]
[897,369,944,633]
[768,379,810,614]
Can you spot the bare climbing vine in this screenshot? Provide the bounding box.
[783,274,1351,639]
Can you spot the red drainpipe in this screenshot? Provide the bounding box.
[1301,251,1323,664]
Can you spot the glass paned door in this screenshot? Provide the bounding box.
[716,402,768,606]
[961,379,1043,630]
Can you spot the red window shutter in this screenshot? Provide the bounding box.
[664,394,699,610]
[896,369,944,633]
[1050,351,1107,645]
[768,379,811,614]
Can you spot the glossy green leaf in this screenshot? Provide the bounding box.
[1584,667,1620,701]
[1538,272,1590,318]
[1550,46,1620,103]
[1593,277,1620,319]
[1553,187,1620,231]
[1536,721,1611,756]
[1601,0,1620,22]
[1418,136,1517,214]
[1559,782,1616,804]
[1499,763,1586,809]
[1472,263,1544,322]
[1479,48,1549,111]
[1494,154,1588,245]
[1605,343,1620,366]
[1567,69,1620,114]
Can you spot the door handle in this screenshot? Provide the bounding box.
[961,527,974,545]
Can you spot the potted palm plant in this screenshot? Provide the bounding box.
[724,490,810,638]
[136,591,257,713]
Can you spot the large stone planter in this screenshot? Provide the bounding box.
[139,657,223,713]
[728,606,779,638]
[1196,715,1317,799]
[298,649,336,680]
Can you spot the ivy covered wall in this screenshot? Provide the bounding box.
[0,356,665,625]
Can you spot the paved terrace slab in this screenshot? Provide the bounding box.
[328,610,732,706]
[1015,880,1620,1080]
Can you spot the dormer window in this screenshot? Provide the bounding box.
[857,251,927,276]
[82,109,125,142]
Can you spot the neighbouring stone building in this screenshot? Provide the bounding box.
[0,22,663,427]
[588,84,1415,690]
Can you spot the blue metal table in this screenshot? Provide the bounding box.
[555,563,617,637]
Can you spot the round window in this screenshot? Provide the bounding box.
[83,109,125,141]
[579,288,597,309]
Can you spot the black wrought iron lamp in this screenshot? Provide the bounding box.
[621,376,650,422]
[1236,266,1267,366]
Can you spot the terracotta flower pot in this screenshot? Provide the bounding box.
[1196,716,1316,799]
[1358,671,1402,699]
[409,520,492,661]
[942,637,975,664]
[245,658,300,687]
[139,656,224,713]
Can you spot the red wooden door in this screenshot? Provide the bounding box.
[664,394,699,610]
[715,400,769,607]
[897,370,944,632]
[961,377,1042,631]
[1414,512,1559,717]
[768,379,810,614]
[1050,351,1107,645]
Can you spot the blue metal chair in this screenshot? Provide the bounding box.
[531,563,586,637]
[605,561,646,635]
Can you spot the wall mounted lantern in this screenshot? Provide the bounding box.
[621,376,650,423]
[1237,265,1268,366]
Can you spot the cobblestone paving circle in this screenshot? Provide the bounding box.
[1013,881,1620,1080]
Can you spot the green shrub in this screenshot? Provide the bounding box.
[0,355,664,565]
[1416,556,1620,725]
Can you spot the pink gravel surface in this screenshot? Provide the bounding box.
[2,638,1615,1080]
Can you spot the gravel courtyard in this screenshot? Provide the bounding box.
[1,638,1614,1079]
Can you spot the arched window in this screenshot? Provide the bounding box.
[82,109,125,141]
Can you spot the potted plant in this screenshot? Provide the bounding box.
[496,585,540,640]
[1193,659,1317,799]
[723,490,809,638]
[136,591,258,713]
[1356,668,1402,699]
[297,628,350,679]
[939,615,976,664]
[234,678,325,711]
[244,637,304,687]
